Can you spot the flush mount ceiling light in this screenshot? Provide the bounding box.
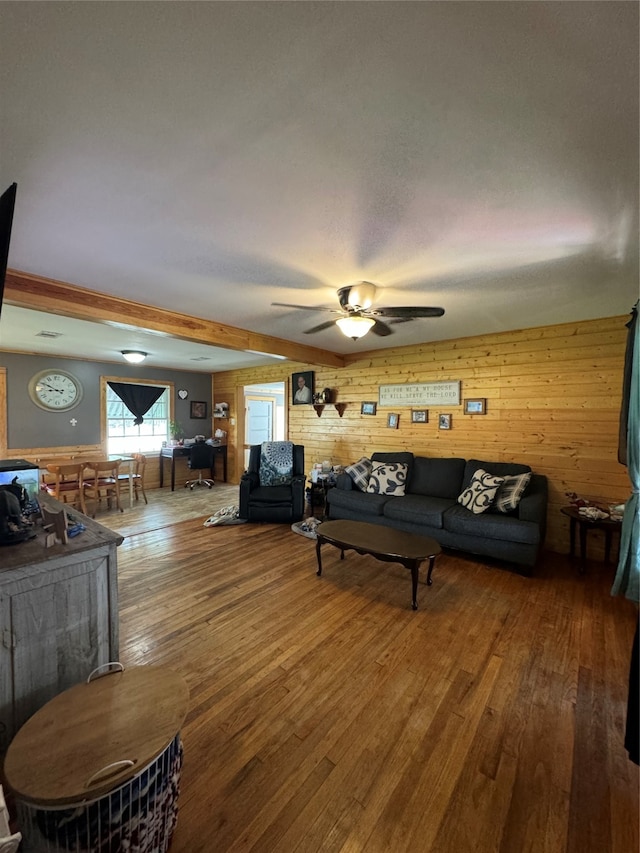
[336,315,375,340]
[121,350,147,364]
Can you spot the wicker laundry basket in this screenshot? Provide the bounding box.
[3,664,189,853]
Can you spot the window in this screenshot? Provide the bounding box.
[106,382,170,456]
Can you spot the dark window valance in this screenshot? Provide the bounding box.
[108,382,164,426]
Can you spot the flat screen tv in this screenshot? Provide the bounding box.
[0,182,17,321]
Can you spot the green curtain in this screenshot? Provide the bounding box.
[611,303,639,603]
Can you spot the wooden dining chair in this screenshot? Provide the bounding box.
[117,453,148,504]
[82,459,123,518]
[43,463,88,514]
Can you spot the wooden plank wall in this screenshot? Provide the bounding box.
[214,315,631,558]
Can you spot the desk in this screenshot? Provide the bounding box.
[561,505,623,573]
[159,443,227,490]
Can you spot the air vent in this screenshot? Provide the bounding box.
[189,356,212,362]
[36,330,62,338]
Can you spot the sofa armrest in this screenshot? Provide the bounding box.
[517,474,548,542]
[334,472,353,491]
[239,471,259,518]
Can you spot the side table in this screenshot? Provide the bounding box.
[560,505,623,574]
[306,476,335,519]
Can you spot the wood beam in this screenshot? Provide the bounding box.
[4,270,345,369]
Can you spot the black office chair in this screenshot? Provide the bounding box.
[185,440,215,489]
[239,443,305,522]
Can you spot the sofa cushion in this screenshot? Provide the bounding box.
[408,456,466,499]
[383,494,453,529]
[444,503,540,545]
[327,487,390,516]
[461,459,531,490]
[494,471,532,513]
[366,461,408,496]
[344,457,373,491]
[457,469,504,514]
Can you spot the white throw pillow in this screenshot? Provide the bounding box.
[457,468,504,514]
[366,462,408,496]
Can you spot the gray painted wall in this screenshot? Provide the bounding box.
[1,352,212,449]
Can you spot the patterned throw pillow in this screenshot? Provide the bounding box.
[457,468,504,514]
[366,462,408,496]
[344,457,373,491]
[493,471,531,513]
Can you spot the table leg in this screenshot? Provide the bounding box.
[159,454,164,488]
[604,529,612,564]
[569,517,576,557]
[410,561,419,611]
[171,456,176,491]
[426,555,436,586]
[579,523,587,574]
[315,538,323,576]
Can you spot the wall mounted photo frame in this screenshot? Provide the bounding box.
[387,413,399,429]
[191,401,207,419]
[292,370,314,405]
[361,401,377,415]
[411,409,428,423]
[438,413,451,430]
[464,398,486,415]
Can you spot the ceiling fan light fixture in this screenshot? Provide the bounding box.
[336,315,375,340]
[121,350,147,364]
[345,281,377,310]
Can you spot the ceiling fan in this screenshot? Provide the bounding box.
[272,282,445,340]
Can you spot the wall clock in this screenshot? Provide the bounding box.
[28,369,83,412]
[178,389,188,400]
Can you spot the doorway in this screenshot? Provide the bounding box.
[242,382,286,471]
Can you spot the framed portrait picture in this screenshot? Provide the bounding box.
[464,398,486,415]
[292,371,314,405]
[387,413,399,429]
[361,401,377,416]
[438,413,451,430]
[191,401,207,419]
[411,409,428,423]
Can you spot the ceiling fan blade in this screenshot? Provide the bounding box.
[271,301,334,313]
[370,319,393,336]
[304,320,341,334]
[370,306,445,318]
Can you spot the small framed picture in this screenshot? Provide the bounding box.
[464,398,486,415]
[191,401,207,419]
[387,413,399,429]
[361,401,377,415]
[411,409,428,423]
[292,370,314,405]
[439,413,451,430]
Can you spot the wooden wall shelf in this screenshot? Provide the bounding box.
[313,403,347,418]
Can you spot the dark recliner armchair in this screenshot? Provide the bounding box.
[239,443,305,522]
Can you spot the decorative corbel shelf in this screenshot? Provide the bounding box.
[313,403,347,418]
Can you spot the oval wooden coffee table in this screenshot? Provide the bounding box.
[315,519,441,610]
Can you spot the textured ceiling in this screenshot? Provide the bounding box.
[0,1,638,372]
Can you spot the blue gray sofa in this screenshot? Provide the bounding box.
[325,452,548,572]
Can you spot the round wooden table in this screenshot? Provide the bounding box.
[560,505,623,574]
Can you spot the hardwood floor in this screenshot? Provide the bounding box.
[114,490,639,852]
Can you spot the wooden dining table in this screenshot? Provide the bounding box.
[44,455,136,509]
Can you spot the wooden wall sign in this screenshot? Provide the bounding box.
[378,381,460,407]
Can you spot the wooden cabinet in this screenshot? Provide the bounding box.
[0,497,122,753]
